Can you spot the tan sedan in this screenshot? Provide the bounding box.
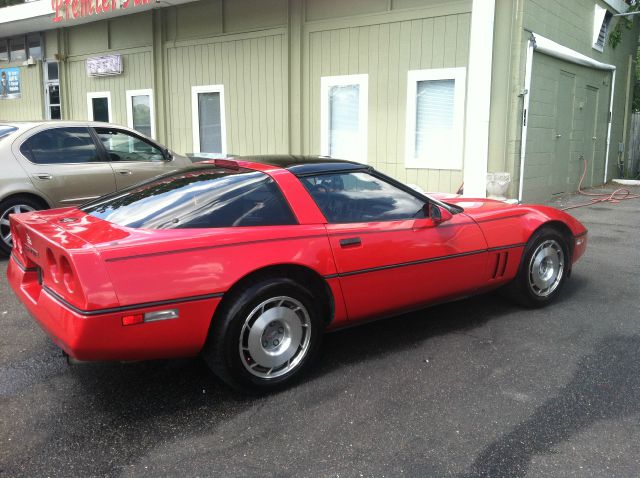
[0,121,193,255]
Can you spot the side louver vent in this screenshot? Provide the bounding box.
[492,251,509,279]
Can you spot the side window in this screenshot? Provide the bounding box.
[95,128,164,162]
[405,68,466,170]
[177,174,297,229]
[191,85,227,155]
[87,92,111,122]
[126,89,155,138]
[83,169,297,229]
[301,171,426,223]
[20,127,101,164]
[320,74,368,163]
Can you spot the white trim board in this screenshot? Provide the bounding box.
[461,0,495,198]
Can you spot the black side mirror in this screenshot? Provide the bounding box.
[163,149,173,161]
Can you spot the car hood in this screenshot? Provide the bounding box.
[430,193,522,219]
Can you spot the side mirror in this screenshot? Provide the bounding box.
[163,148,174,161]
[428,203,453,225]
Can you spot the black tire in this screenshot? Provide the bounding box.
[0,196,46,256]
[506,227,570,308]
[202,277,324,393]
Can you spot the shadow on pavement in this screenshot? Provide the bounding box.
[463,334,640,478]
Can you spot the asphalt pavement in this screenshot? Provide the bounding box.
[1,184,639,477]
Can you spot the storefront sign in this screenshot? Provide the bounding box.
[0,68,20,100]
[52,0,152,23]
[86,55,123,77]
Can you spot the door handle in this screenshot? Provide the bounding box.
[117,170,132,175]
[34,174,52,180]
[555,134,562,138]
[339,237,361,248]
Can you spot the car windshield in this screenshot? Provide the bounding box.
[81,165,296,229]
[0,126,17,140]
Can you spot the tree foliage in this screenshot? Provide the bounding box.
[0,0,25,7]
[609,1,639,48]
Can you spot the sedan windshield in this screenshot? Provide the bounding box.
[82,166,296,229]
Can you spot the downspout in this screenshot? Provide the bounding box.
[462,0,496,198]
[604,70,616,183]
[518,35,535,203]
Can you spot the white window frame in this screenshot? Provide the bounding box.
[320,74,368,164]
[405,67,466,170]
[125,88,156,139]
[86,91,112,123]
[191,84,227,155]
[592,5,612,52]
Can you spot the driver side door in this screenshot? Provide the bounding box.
[303,171,489,323]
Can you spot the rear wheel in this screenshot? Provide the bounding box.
[202,277,324,393]
[0,197,44,256]
[507,227,569,308]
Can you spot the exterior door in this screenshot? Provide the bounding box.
[93,127,180,189]
[43,62,61,120]
[327,217,488,322]
[552,71,575,195]
[299,170,488,323]
[14,126,117,206]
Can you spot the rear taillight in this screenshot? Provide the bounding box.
[11,223,22,255]
[45,248,76,294]
[59,256,76,294]
[46,248,58,282]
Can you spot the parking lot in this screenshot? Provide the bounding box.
[1,185,639,477]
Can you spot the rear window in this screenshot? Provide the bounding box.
[81,166,297,229]
[20,127,100,164]
[0,126,17,140]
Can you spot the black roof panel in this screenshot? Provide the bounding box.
[238,155,368,175]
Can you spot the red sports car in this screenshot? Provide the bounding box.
[7,157,587,392]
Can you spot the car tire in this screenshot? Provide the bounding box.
[0,197,45,256]
[202,277,324,393]
[506,227,569,308]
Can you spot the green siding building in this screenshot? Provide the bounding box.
[1,0,638,202]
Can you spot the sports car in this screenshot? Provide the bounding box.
[7,156,588,392]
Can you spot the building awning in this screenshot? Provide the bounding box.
[0,0,199,37]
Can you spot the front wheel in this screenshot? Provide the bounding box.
[506,227,569,308]
[202,277,323,393]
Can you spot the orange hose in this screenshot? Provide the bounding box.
[560,158,640,211]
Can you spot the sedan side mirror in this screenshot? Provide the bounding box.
[163,149,174,161]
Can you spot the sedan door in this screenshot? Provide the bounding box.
[93,127,183,189]
[14,126,117,206]
[301,171,489,323]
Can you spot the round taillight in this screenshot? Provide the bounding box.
[46,249,59,283]
[59,256,76,294]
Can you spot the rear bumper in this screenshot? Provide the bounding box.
[7,256,221,361]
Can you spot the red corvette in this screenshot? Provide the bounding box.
[7,156,587,391]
